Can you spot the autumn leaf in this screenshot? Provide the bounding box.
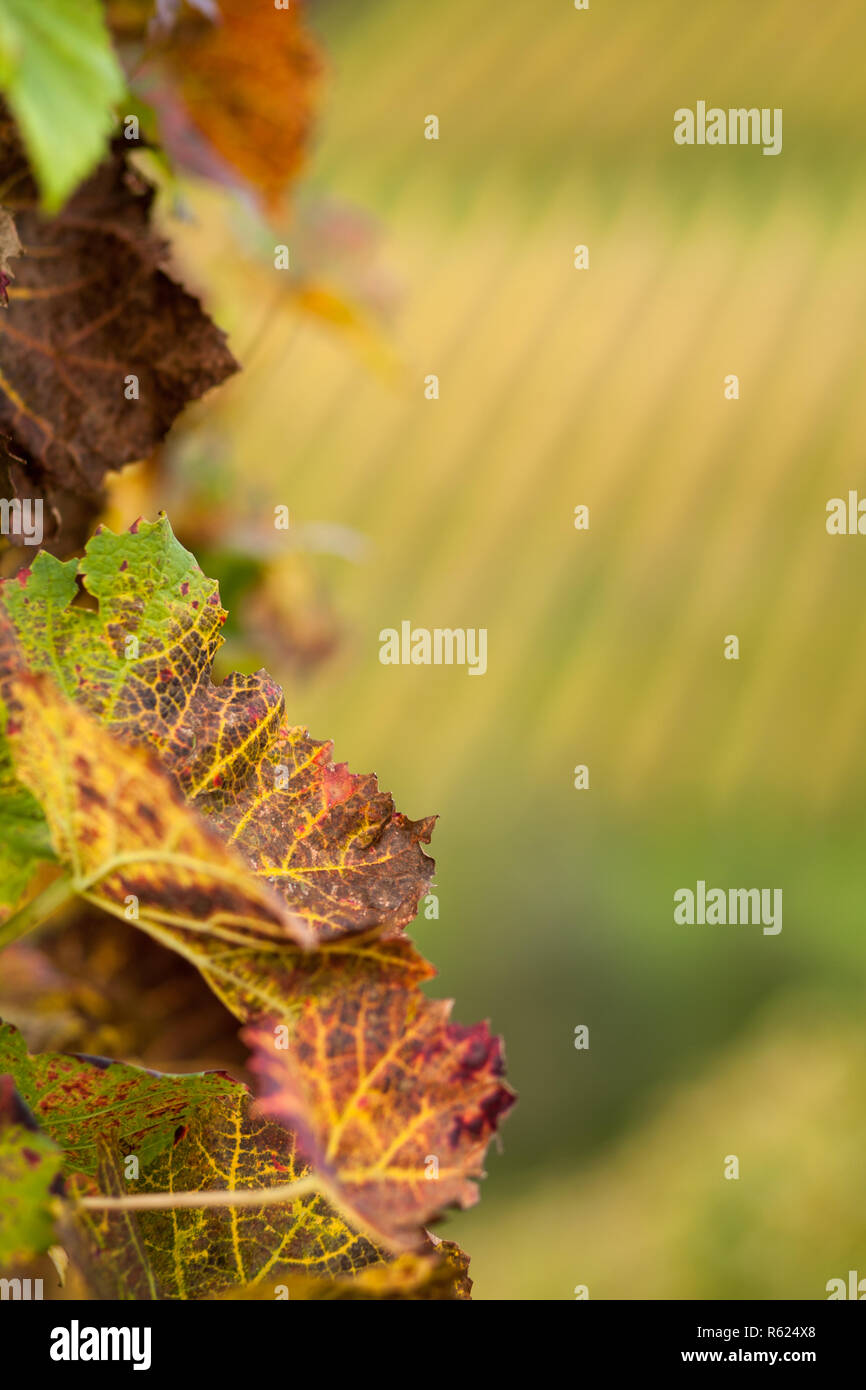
[1,1021,478,1299]
[4,674,311,954]
[213,1238,472,1301]
[0,516,435,946]
[0,514,512,1294]
[0,910,250,1068]
[245,985,516,1250]
[0,1017,233,1175]
[108,0,322,208]
[0,1020,391,1297]
[0,1072,64,1263]
[0,901,434,1079]
[140,922,436,1040]
[0,118,237,550]
[65,1141,160,1299]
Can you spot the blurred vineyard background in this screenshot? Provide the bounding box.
[111,0,866,1297]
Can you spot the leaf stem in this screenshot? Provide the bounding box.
[79,1177,321,1212]
[0,871,77,950]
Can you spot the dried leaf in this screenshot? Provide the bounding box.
[245,985,515,1249]
[0,119,237,546]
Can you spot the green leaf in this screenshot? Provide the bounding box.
[0,1018,229,1175]
[0,0,125,210]
[0,1073,63,1262]
[0,705,55,918]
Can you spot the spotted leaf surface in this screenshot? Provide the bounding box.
[0,1019,229,1175]
[246,985,516,1249]
[1,1022,387,1298]
[0,1073,64,1263]
[4,675,309,954]
[0,516,435,943]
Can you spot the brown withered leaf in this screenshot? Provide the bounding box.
[0,116,237,546]
[0,518,435,946]
[245,985,516,1250]
[108,0,322,207]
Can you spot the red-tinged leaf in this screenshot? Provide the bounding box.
[1,1022,390,1297]
[0,517,435,945]
[244,988,515,1250]
[5,674,311,956]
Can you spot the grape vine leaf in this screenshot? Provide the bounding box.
[0,911,250,1066]
[0,1018,231,1175]
[245,988,516,1250]
[0,1021,401,1298]
[0,704,56,918]
[107,0,321,207]
[0,516,436,948]
[213,1238,472,1301]
[0,1073,64,1263]
[0,119,237,549]
[0,0,125,211]
[4,673,311,952]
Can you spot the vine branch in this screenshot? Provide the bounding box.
[0,871,76,950]
[79,1176,321,1212]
